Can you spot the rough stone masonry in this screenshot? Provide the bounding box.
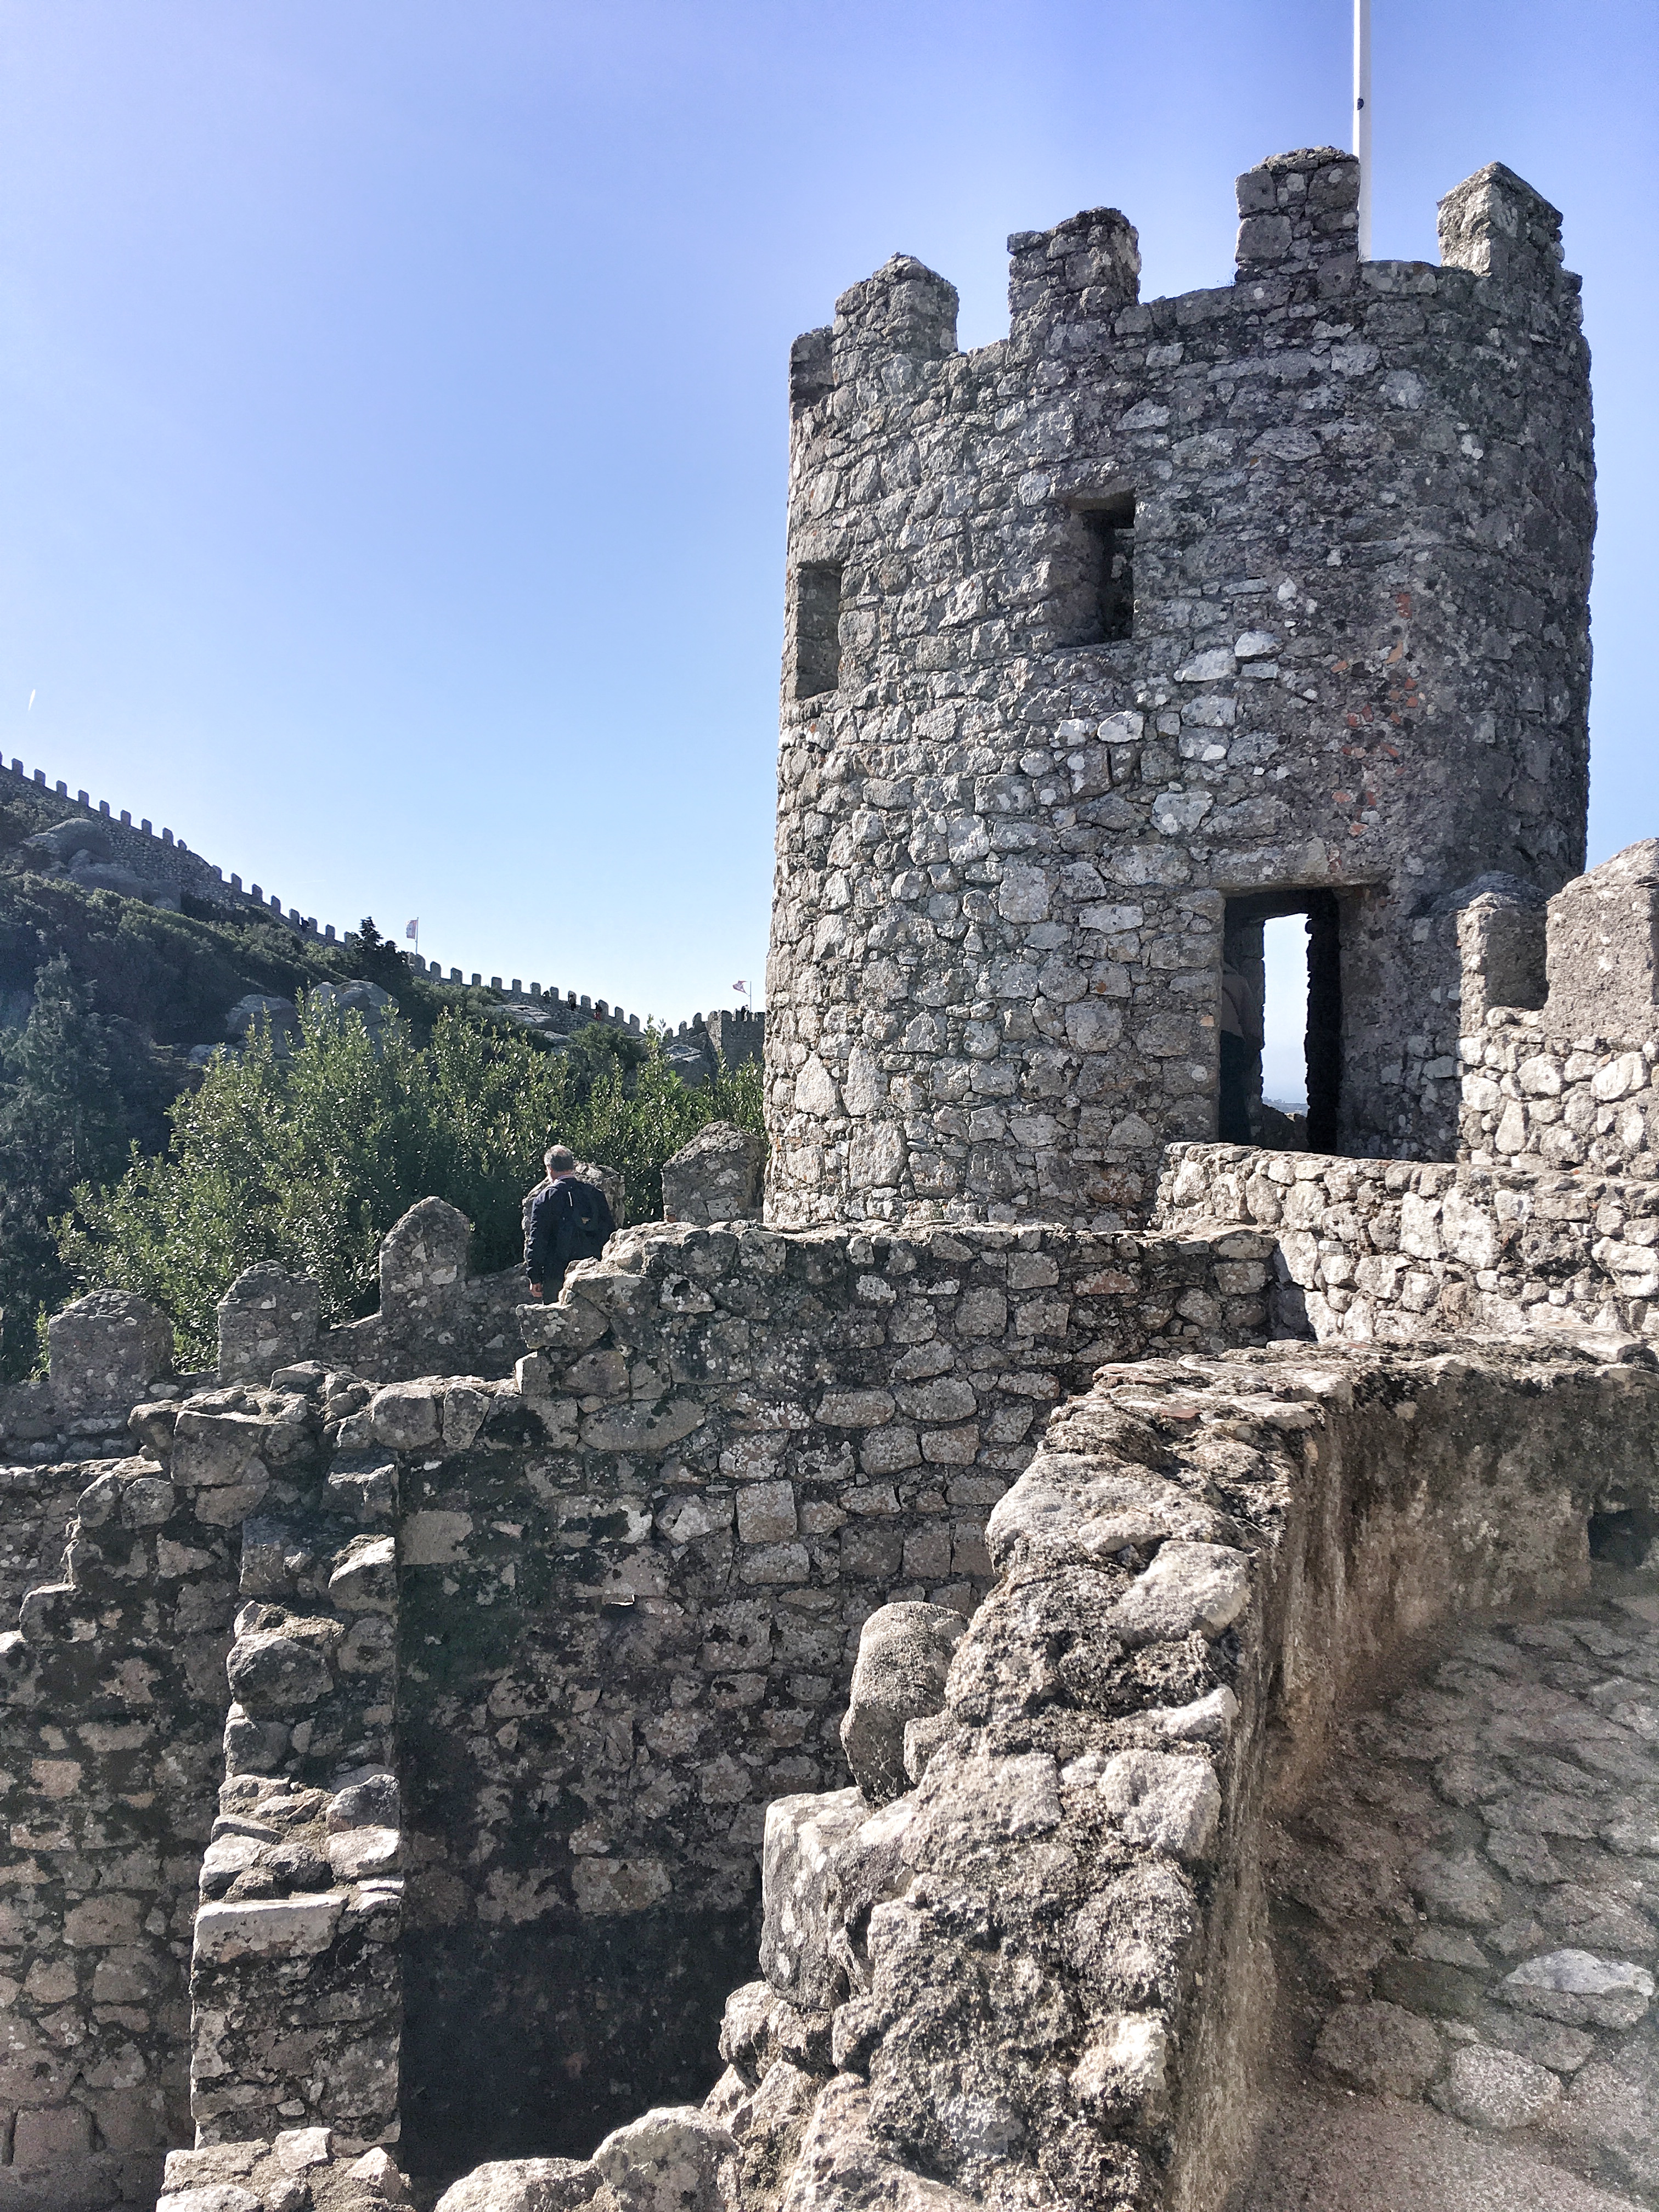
[764,150,1592,1228]
[3,145,1656,2212]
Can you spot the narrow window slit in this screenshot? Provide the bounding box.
[793,562,844,698]
[1066,494,1136,644]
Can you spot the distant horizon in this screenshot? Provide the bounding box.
[3,2,1652,1025]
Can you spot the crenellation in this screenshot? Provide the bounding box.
[1437,159,1567,293]
[765,152,1594,1228]
[0,143,1650,2212]
[1233,145,1361,289]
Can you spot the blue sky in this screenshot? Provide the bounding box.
[2,1,1653,1034]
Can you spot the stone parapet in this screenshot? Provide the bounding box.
[1155,1141,1659,1346]
[0,1292,183,1471]
[1459,1007,1658,1177]
[741,1341,1655,2210]
[424,1339,1659,2212]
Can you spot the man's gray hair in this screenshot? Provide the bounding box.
[544,1144,578,1174]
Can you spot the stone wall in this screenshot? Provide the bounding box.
[1155,1141,1659,1347]
[215,1203,529,1389]
[392,1212,1270,2170]
[1458,842,1659,1179]
[0,1430,245,2209]
[189,1384,403,2159]
[3,1199,1655,2208]
[0,1210,1269,2199]
[411,1336,1659,2212]
[765,151,1593,1230]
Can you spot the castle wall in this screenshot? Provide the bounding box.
[639,1340,1659,2212]
[765,152,1593,1229]
[1155,1142,1659,1346]
[0,757,651,1030]
[1458,841,1659,1177]
[0,1440,240,2209]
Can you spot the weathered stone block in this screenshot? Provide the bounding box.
[193,1891,346,1961]
[48,1289,172,1417]
[840,1602,966,1805]
[662,1122,766,1226]
[217,1263,320,1385]
[760,1788,867,2009]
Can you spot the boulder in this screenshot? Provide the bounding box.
[24,817,115,866]
[590,2107,736,2212]
[432,2163,597,2212]
[225,994,300,1049]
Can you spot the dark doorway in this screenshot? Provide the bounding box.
[1221,890,1343,1154]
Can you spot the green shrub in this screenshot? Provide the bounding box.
[0,956,141,1379]
[59,1002,764,1368]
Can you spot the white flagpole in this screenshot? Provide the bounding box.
[1353,0,1372,260]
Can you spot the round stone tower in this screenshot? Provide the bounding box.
[764,149,1593,1231]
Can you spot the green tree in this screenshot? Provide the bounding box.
[341,917,409,993]
[60,998,764,1368]
[0,956,133,1378]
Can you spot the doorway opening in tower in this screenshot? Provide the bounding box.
[1220,891,1342,1154]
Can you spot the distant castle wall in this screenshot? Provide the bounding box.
[1,754,708,1037]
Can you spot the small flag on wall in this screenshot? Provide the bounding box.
[732,980,750,999]
[405,920,419,940]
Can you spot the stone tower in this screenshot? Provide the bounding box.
[763,149,1593,1231]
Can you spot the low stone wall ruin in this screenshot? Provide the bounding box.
[1156,1142,1659,1347]
[0,1207,1268,2204]
[660,1338,1658,2212]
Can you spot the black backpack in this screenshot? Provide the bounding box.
[555,1177,614,1264]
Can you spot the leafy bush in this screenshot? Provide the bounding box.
[0,956,150,1380]
[59,1001,763,1368]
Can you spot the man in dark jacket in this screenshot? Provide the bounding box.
[526,1146,616,1300]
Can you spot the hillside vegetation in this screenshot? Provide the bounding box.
[61,1003,761,1370]
[0,787,762,1378]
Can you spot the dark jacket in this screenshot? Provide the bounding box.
[525,1175,615,1284]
